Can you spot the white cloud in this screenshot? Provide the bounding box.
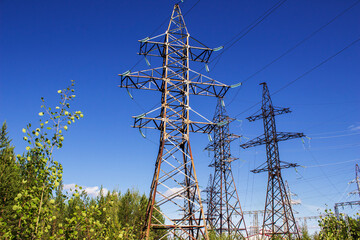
[291,199,302,205]
[162,186,200,201]
[63,183,109,197]
[302,203,325,214]
[63,183,76,190]
[349,123,360,131]
[163,187,183,199]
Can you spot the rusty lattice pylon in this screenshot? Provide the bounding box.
[119,4,229,239]
[205,98,248,239]
[240,82,303,239]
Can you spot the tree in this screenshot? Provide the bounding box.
[6,80,83,239]
[318,209,360,240]
[0,122,21,239]
[300,224,311,240]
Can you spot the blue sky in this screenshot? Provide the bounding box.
[1,0,359,231]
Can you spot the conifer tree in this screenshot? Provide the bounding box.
[0,122,21,238]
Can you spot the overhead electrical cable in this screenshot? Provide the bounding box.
[183,0,201,16]
[220,0,288,54]
[305,149,343,194]
[227,0,360,105]
[311,132,360,139]
[304,158,360,168]
[207,0,288,71]
[294,171,334,202]
[307,129,354,136]
[271,37,360,96]
[233,36,360,118]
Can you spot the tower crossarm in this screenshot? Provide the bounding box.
[139,36,214,63]
[240,132,304,149]
[296,215,322,221]
[334,200,360,218]
[133,115,215,134]
[251,161,300,174]
[119,68,229,97]
[247,107,291,122]
[205,133,241,151]
[277,131,305,142]
[335,200,360,208]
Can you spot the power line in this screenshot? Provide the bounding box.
[304,158,360,168]
[221,0,288,54]
[198,0,288,74]
[227,0,360,105]
[307,129,353,136]
[271,37,360,96]
[305,148,342,194]
[183,0,201,16]
[311,132,360,139]
[294,171,335,202]
[233,36,360,118]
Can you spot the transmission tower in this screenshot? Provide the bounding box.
[204,98,248,238]
[285,180,301,212]
[349,164,360,198]
[119,4,229,239]
[204,174,215,224]
[334,164,360,218]
[240,82,304,239]
[242,210,268,237]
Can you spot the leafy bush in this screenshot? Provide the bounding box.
[317,209,360,240]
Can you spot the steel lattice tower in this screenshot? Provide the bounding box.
[205,98,248,238]
[349,164,360,198]
[240,82,303,239]
[119,4,229,239]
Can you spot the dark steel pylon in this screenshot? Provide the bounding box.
[240,82,303,239]
[119,4,229,239]
[205,98,248,239]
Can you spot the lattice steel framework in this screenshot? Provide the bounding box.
[205,98,248,239]
[349,164,360,198]
[240,82,303,239]
[204,174,215,225]
[119,4,229,239]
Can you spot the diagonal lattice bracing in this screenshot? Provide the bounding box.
[205,98,248,239]
[240,82,302,239]
[119,4,229,239]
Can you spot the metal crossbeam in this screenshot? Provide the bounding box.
[240,132,304,149]
[247,107,291,122]
[251,161,299,174]
[139,36,214,63]
[120,68,229,97]
[334,201,360,218]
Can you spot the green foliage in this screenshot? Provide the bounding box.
[300,224,311,240]
[0,122,21,239]
[0,80,164,239]
[8,80,83,239]
[207,229,245,240]
[317,209,360,240]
